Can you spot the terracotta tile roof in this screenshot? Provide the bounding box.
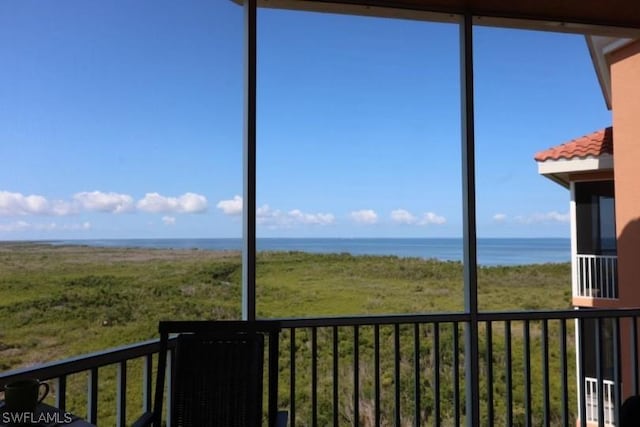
[534,127,613,161]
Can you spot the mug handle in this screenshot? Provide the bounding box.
[37,382,50,403]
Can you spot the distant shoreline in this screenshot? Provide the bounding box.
[2,237,571,266]
[0,241,572,425]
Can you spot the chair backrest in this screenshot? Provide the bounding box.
[153,321,281,427]
[620,395,640,427]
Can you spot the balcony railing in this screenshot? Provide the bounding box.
[1,309,639,426]
[585,377,615,426]
[576,254,618,299]
[0,339,175,426]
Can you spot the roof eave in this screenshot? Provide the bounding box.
[586,36,613,110]
[536,154,614,188]
[585,35,636,111]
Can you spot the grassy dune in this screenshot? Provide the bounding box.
[0,243,573,425]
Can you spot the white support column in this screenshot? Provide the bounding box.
[570,181,578,299]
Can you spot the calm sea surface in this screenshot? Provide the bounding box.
[47,238,570,266]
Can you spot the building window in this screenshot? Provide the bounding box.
[575,181,616,255]
[582,317,615,380]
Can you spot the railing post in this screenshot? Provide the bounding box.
[560,320,569,427]
[453,323,460,426]
[613,317,621,427]
[433,323,441,427]
[611,257,616,298]
[632,316,639,396]
[55,376,67,411]
[578,318,587,427]
[374,324,381,427]
[394,324,401,426]
[587,257,595,298]
[413,324,421,427]
[485,322,493,425]
[311,327,318,427]
[524,320,531,427]
[165,349,173,426]
[333,326,340,427]
[87,367,98,424]
[117,361,127,427]
[505,320,513,426]
[142,354,153,413]
[353,325,360,426]
[290,328,296,426]
[541,319,550,426]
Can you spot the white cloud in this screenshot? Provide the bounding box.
[419,212,447,225]
[217,195,243,216]
[67,221,92,231]
[50,201,75,216]
[1,189,209,218]
[391,209,417,225]
[74,191,134,213]
[217,197,335,228]
[350,209,378,224]
[256,204,274,221]
[288,209,335,225]
[162,216,176,225]
[0,191,72,216]
[257,205,335,228]
[0,220,91,232]
[256,205,284,227]
[137,192,207,214]
[0,220,30,232]
[493,213,507,223]
[516,211,570,224]
[390,209,446,226]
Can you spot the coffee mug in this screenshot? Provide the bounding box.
[2,379,49,413]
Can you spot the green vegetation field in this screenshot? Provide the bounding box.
[0,243,573,425]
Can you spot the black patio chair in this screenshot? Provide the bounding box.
[133,320,287,427]
[620,395,640,427]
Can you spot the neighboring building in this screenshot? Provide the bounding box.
[535,37,640,426]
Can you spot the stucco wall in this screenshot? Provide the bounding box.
[610,40,640,308]
[609,40,640,401]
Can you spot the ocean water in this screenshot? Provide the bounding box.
[48,238,570,266]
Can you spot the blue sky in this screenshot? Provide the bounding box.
[0,1,612,240]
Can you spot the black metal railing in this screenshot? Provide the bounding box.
[278,309,640,427]
[0,338,176,426]
[1,309,639,426]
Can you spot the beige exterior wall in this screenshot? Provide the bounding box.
[609,39,640,401]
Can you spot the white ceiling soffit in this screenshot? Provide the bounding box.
[537,154,613,174]
[586,35,635,110]
[537,154,614,188]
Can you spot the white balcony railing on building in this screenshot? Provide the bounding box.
[576,254,618,299]
[585,377,615,426]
